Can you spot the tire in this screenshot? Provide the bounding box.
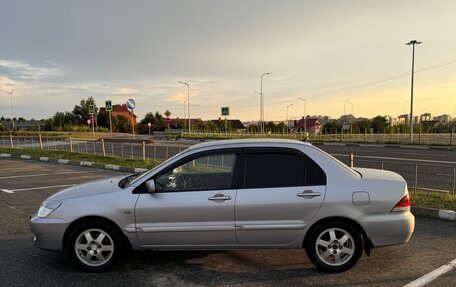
[67,221,122,272]
[305,221,363,273]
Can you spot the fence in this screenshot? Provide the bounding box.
[0,135,187,162]
[184,131,455,145]
[1,135,455,194]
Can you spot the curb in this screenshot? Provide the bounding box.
[0,153,148,174]
[411,207,456,221]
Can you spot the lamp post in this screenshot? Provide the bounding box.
[406,40,422,143]
[1,89,14,131]
[298,97,306,133]
[178,81,190,133]
[183,99,188,131]
[286,104,293,132]
[260,72,271,135]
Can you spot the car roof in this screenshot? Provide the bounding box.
[187,138,312,151]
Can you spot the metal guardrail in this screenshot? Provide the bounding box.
[1,135,455,194]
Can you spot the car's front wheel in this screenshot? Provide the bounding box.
[67,221,121,272]
[306,221,363,273]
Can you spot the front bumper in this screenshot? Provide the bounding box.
[358,211,415,247]
[30,216,69,251]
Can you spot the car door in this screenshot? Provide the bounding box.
[134,149,240,247]
[235,148,326,246]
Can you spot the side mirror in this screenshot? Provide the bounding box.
[146,179,156,193]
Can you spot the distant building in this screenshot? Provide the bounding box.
[100,104,137,125]
[293,118,322,134]
[433,114,452,123]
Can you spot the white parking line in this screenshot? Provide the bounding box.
[1,184,76,194]
[403,258,456,287]
[0,171,93,180]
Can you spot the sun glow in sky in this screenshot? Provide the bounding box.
[0,0,455,121]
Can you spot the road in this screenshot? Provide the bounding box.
[0,158,455,287]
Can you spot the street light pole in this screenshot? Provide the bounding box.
[183,99,188,131]
[298,97,306,133]
[178,81,190,133]
[286,104,293,132]
[260,72,271,135]
[406,40,422,143]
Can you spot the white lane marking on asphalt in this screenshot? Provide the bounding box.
[0,171,94,180]
[0,184,76,194]
[403,258,456,287]
[0,189,14,193]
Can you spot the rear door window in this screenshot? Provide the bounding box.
[242,149,325,188]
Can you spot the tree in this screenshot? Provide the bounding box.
[97,110,110,128]
[371,116,388,133]
[72,96,98,125]
[137,112,166,134]
[112,115,131,133]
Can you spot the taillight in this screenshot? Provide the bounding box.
[392,194,411,212]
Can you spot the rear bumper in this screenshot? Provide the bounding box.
[357,211,415,247]
[30,216,69,251]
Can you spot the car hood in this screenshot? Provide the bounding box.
[353,167,405,182]
[44,176,125,203]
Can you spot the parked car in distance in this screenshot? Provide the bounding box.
[31,139,414,272]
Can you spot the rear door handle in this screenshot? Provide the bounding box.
[208,194,232,201]
[297,190,321,198]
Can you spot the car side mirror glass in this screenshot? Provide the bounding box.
[146,179,156,193]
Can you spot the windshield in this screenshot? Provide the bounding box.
[124,149,188,188]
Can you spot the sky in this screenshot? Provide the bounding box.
[0,0,455,122]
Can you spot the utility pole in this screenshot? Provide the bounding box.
[260,72,271,135]
[183,99,188,131]
[406,40,422,143]
[179,81,190,133]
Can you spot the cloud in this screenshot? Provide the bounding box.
[0,59,61,80]
[113,87,138,94]
[0,76,17,91]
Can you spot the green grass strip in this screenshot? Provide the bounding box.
[410,190,456,211]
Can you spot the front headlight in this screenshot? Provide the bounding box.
[37,206,55,218]
[37,201,62,218]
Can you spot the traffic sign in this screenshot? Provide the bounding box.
[105,100,112,112]
[89,105,94,115]
[165,118,171,125]
[127,99,136,110]
[87,119,91,125]
[221,107,230,116]
[147,122,152,127]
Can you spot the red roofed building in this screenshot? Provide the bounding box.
[100,104,137,125]
[294,118,322,134]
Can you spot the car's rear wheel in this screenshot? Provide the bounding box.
[306,221,363,273]
[67,221,121,272]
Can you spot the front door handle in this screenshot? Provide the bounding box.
[208,194,232,201]
[297,190,321,198]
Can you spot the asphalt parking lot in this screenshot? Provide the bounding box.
[0,158,455,287]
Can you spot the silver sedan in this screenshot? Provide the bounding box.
[31,139,414,272]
